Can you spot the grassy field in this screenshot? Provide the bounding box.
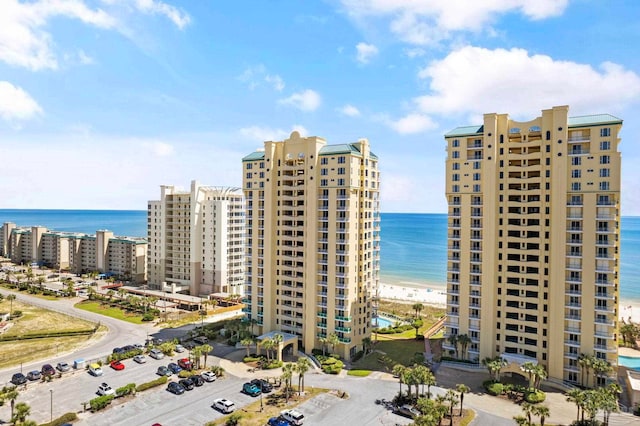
[0,299,106,369]
[352,338,427,371]
[75,300,146,324]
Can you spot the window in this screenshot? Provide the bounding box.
[320,179,328,186]
[571,182,581,191]
[246,172,252,179]
[337,167,345,175]
[452,139,460,147]
[600,141,611,150]
[473,161,481,170]
[246,182,252,189]
[452,151,460,159]
[337,178,345,186]
[259,162,265,168]
[473,173,481,181]
[571,170,581,178]
[600,168,610,177]
[600,128,611,137]
[452,174,460,181]
[452,163,460,170]
[338,156,346,164]
[599,181,610,190]
[321,157,328,165]
[320,168,328,176]
[246,163,253,169]
[600,155,610,164]
[473,184,481,192]
[572,157,581,166]
[452,185,460,193]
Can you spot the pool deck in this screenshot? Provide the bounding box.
[619,347,640,357]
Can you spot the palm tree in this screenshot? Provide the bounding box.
[36,275,45,290]
[327,333,340,355]
[261,338,275,362]
[412,302,424,318]
[456,384,470,416]
[412,365,430,397]
[11,401,31,426]
[482,356,506,382]
[592,358,613,387]
[392,364,407,398]
[532,404,550,426]
[281,363,295,402]
[249,318,258,336]
[191,345,203,369]
[565,388,585,422]
[2,386,19,420]
[412,318,424,339]
[241,338,254,358]
[424,369,436,399]
[273,333,284,361]
[601,383,621,426]
[318,336,328,356]
[362,337,372,355]
[620,323,637,346]
[117,287,127,300]
[456,334,471,360]
[578,353,594,388]
[6,294,16,318]
[200,343,213,368]
[295,357,311,395]
[446,334,459,359]
[521,361,537,389]
[445,389,459,421]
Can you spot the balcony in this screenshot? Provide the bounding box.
[317,312,327,318]
[335,315,351,322]
[336,326,352,333]
[338,337,352,344]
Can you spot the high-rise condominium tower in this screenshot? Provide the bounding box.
[444,106,622,386]
[147,180,245,296]
[242,132,380,359]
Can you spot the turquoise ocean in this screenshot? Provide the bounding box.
[0,209,639,304]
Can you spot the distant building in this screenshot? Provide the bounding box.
[242,132,381,360]
[147,180,245,297]
[0,223,147,282]
[444,106,622,386]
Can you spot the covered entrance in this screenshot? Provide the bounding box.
[256,331,298,362]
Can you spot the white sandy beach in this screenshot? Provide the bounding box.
[619,303,640,325]
[378,281,447,307]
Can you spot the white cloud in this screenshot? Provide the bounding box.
[338,104,361,117]
[77,50,95,65]
[340,0,569,45]
[355,42,378,64]
[238,65,285,91]
[278,89,322,112]
[385,113,436,134]
[0,0,116,70]
[132,0,190,29]
[240,125,309,142]
[404,47,426,58]
[414,46,640,119]
[265,74,285,91]
[0,81,43,121]
[143,140,174,156]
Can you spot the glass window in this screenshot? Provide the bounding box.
[572,157,581,166]
[473,161,481,170]
[246,172,252,179]
[321,157,328,165]
[473,173,481,181]
[338,167,345,175]
[600,168,610,177]
[600,141,611,150]
[321,168,328,176]
[572,170,581,178]
[320,179,328,186]
[452,174,460,181]
[452,163,460,170]
[452,151,460,159]
[452,139,460,147]
[571,182,581,191]
[600,128,611,137]
[338,156,346,164]
[599,182,610,190]
[473,184,481,192]
[337,178,345,186]
[260,162,265,168]
[246,163,252,169]
[600,155,610,164]
[452,185,460,193]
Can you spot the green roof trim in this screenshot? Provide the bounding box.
[568,114,623,128]
[445,125,484,138]
[242,151,265,162]
[319,143,361,156]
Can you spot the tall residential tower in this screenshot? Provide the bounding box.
[147,181,245,296]
[444,106,622,386]
[242,132,380,359]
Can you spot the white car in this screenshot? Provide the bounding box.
[133,354,147,364]
[212,398,235,413]
[281,409,305,425]
[201,371,216,382]
[149,349,165,360]
[97,383,115,396]
[175,344,185,353]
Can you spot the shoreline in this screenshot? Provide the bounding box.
[378,280,640,324]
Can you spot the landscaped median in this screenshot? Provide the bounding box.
[75,300,147,324]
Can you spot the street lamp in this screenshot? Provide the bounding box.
[50,389,53,423]
[260,389,263,412]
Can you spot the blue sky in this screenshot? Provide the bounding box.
[1,0,640,214]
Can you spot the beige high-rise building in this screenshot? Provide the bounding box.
[242,132,380,360]
[444,106,622,386]
[147,181,245,296]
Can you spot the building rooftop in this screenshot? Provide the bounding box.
[244,141,377,161]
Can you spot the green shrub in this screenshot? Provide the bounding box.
[108,348,143,362]
[243,355,263,363]
[263,359,283,369]
[38,412,78,426]
[178,370,195,378]
[347,369,371,377]
[142,312,155,321]
[483,381,504,396]
[320,357,344,374]
[351,350,364,362]
[136,376,168,392]
[89,394,114,411]
[210,366,225,377]
[225,412,243,425]
[525,389,546,403]
[116,383,136,397]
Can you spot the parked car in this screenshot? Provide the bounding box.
[56,362,71,372]
[41,364,56,377]
[280,409,305,425]
[191,375,204,387]
[251,378,273,393]
[179,378,195,391]
[110,360,125,371]
[112,347,125,354]
[156,366,171,376]
[11,373,27,385]
[177,358,193,370]
[212,398,235,413]
[88,363,103,376]
[201,371,216,382]
[26,370,41,381]
[242,382,261,397]
[149,349,164,360]
[394,404,420,419]
[97,383,115,396]
[133,354,147,364]
[193,336,208,345]
[167,382,185,395]
[167,363,182,374]
[174,344,185,353]
[268,417,291,426]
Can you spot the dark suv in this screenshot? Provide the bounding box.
[251,378,273,393]
[11,373,27,385]
[41,364,56,377]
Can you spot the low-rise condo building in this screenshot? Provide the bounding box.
[444,105,622,386]
[147,181,245,297]
[242,132,380,360]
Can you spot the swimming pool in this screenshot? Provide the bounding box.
[619,355,640,370]
[372,316,394,328]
